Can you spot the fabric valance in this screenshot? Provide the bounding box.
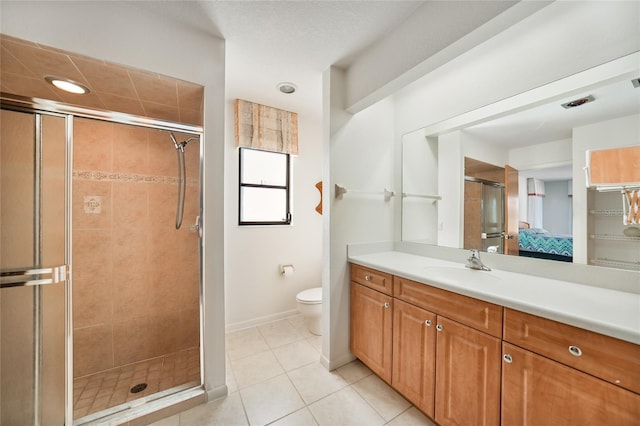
[234,99,299,155]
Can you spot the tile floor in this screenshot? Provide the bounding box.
[149,315,437,426]
[74,347,200,420]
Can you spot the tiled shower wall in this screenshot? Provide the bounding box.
[72,117,200,378]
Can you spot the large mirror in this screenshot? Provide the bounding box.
[401,55,640,271]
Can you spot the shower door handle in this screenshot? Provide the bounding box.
[1,265,69,288]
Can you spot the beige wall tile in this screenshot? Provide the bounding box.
[74,324,114,377]
[113,182,148,227]
[180,308,200,350]
[74,118,113,171]
[148,183,176,228]
[113,124,149,173]
[129,71,178,106]
[73,276,113,329]
[147,130,176,177]
[149,311,181,357]
[113,317,151,366]
[72,229,112,281]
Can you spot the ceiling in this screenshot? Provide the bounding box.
[0,34,204,126]
[464,77,640,149]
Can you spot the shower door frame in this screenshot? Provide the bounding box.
[1,93,206,425]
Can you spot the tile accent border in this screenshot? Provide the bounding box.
[73,170,198,187]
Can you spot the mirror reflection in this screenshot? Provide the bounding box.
[401,61,640,270]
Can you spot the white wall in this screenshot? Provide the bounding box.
[401,129,438,243]
[223,95,323,330]
[0,0,227,402]
[325,66,395,367]
[572,113,640,264]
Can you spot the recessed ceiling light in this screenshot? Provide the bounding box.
[277,82,297,94]
[561,95,594,109]
[45,76,90,94]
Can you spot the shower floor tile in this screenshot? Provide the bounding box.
[73,347,200,420]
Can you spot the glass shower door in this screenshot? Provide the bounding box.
[1,109,68,425]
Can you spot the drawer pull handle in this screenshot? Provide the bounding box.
[503,354,513,363]
[383,302,390,308]
[568,346,582,357]
[365,275,371,281]
[425,319,432,326]
[436,324,443,332]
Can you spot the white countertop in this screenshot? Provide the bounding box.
[348,251,640,345]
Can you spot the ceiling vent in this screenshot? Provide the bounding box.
[561,95,594,109]
[631,78,640,88]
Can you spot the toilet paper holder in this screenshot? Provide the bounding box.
[280,264,295,275]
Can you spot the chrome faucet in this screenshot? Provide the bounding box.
[466,249,491,271]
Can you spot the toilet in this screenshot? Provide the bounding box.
[296,287,322,335]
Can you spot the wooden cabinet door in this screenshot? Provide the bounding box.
[502,343,640,425]
[350,283,393,383]
[435,316,501,426]
[392,299,437,417]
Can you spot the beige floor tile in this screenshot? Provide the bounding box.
[273,339,320,371]
[179,392,248,426]
[352,374,411,421]
[258,319,306,349]
[387,407,437,426]
[308,386,385,426]
[306,335,322,353]
[287,362,348,405]
[148,414,180,426]
[230,350,285,389]
[269,407,318,426]
[336,359,373,384]
[239,374,305,425]
[226,327,270,361]
[286,315,317,338]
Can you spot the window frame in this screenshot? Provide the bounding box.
[238,147,292,226]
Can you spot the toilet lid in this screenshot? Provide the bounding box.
[296,287,322,303]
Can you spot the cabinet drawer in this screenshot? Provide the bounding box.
[351,264,393,295]
[504,308,640,394]
[394,276,502,338]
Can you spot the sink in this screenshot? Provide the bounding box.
[423,266,503,285]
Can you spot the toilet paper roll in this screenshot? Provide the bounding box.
[281,265,295,277]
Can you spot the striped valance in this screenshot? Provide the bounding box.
[234,99,299,155]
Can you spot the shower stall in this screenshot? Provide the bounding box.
[1,99,203,425]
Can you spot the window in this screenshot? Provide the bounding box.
[239,147,291,225]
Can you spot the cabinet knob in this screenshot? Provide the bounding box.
[568,345,583,357]
[436,324,443,331]
[425,319,432,326]
[383,302,390,308]
[503,354,513,363]
[364,275,371,281]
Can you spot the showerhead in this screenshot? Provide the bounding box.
[169,132,198,152]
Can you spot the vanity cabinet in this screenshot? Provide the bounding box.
[349,262,640,425]
[502,309,640,425]
[350,282,393,383]
[502,343,640,425]
[392,299,436,417]
[392,277,501,426]
[435,316,501,426]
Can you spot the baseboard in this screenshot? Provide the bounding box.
[321,352,355,371]
[206,384,229,402]
[225,309,300,333]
